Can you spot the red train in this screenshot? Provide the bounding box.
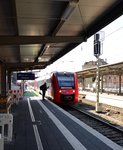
[46,71,79,105]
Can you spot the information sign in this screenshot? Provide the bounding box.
[17,73,35,80]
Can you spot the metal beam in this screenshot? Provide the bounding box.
[11,0,21,62]
[34,45,46,62]
[83,1,123,39]
[7,66,45,72]
[47,1,123,67]
[34,0,79,62]
[6,62,46,67]
[0,36,86,45]
[48,42,79,65]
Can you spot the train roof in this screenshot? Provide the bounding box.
[53,71,76,77]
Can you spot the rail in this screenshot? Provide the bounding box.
[68,105,123,147]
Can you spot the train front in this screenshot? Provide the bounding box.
[52,72,79,104]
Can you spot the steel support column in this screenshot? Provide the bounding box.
[1,65,6,96]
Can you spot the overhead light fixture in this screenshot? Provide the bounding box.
[38,57,41,60]
[24,58,29,61]
[47,45,50,48]
[62,0,78,20]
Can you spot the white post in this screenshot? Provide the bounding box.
[0,134,4,150]
[0,114,13,141]
[95,54,102,112]
[7,114,13,141]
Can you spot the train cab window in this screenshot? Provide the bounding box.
[56,73,75,88]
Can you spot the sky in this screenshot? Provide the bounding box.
[37,15,123,79]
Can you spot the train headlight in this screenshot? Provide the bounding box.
[59,90,61,93]
[73,90,75,93]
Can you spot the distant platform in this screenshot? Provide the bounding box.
[79,91,123,108]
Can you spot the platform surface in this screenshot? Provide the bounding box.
[4,94,123,150]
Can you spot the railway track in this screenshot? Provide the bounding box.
[64,105,123,147]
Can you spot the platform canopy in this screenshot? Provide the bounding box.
[77,61,123,78]
[0,0,123,71]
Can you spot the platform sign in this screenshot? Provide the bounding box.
[17,73,35,80]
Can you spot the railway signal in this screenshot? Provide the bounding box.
[94,34,101,57]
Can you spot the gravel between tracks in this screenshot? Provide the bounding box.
[74,99,123,130]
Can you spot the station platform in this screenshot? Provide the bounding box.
[5,93,123,150]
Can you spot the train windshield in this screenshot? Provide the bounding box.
[56,73,74,88]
